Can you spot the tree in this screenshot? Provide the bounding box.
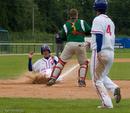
[108,0,130,35]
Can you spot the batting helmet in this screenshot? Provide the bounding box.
[41,44,51,54]
[93,0,108,11]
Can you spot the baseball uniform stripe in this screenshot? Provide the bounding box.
[93,50,105,106]
[91,30,103,34]
[48,58,52,68]
[63,24,67,35]
[42,58,48,69]
[100,14,109,18]
[81,20,85,32]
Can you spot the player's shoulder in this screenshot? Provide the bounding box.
[64,20,70,25]
[54,56,59,61]
[95,14,109,20]
[93,15,105,23]
[37,58,43,62]
[34,58,43,65]
[76,19,86,22]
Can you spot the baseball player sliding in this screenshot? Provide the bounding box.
[90,0,121,108]
[46,9,91,87]
[28,44,62,84]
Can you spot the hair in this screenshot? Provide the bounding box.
[69,9,78,18]
[96,9,106,14]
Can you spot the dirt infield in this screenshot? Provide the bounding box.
[0,59,130,99]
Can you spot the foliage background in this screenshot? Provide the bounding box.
[0,0,130,36]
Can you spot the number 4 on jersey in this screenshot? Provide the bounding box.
[106,25,111,36]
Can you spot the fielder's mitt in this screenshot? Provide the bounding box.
[26,74,50,84]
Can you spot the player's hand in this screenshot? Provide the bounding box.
[97,52,102,61]
[29,51,34,58]
[85,42,91,50]
[51,54,55,61]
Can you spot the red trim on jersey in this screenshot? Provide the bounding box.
[91,30,103,34]
[99,14,109,18]
[42,58,48,69]
[48,58,52,68]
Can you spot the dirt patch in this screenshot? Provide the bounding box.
[114,59,130,62]
[0,59,130,99]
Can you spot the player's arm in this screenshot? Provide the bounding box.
[85,30,91,35]
[28,58,32,71]
[28,52,34,71]
[84,21,91,36]
[96,34,103,61]
[61,26,67,41]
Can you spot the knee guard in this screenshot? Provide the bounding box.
[50,58,66,80]
[78,60,89,81]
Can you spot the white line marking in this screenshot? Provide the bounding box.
[61,64,79,78]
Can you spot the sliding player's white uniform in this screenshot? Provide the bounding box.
[32,56,62,82]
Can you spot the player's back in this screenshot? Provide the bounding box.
[91,14,115,51]
[62,19,91,42]
[100,14,115,51]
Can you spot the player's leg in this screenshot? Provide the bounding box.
[46,68,62,83]
[61,43,64,53]
[102,51,121,103]
[46,42,74,86]
[90,50,113,108]
[56,44,60,58]
[102,51,118,93]
[75,42,89,87]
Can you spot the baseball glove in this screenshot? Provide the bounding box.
[26,74,50,84]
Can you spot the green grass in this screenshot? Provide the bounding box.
[0,52,130,79]
[0,98,130,113]
[87,62,130,80]
[0,55,28,79]
[114,52,130,58]
[109,62,130,80]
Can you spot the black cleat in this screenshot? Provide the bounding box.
[114,87,121,103]
[78,80,86,87]
[46,78,55,86]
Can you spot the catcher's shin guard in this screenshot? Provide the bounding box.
[78,60,89,81]
[50,58,66,81]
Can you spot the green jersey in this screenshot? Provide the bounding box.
[61,18,91,42]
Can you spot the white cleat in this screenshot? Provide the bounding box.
[97,105,113,108]
[97,105,106,108]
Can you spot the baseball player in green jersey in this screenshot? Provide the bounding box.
[46,9,91,87]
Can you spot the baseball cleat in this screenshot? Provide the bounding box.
[114,87,121,103]
[78,80,86,87]
[97,105,106,108]
[97,105,113,108]
[46,78,55,86]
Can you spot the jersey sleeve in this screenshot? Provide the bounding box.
[32,59,41,72]
[84,21,91,32]
[61,25,67,39]
[54,56,59,62]
[91,17,103,35]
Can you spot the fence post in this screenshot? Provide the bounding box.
[34,44,35,53]
[16,45,17,53]
[52,37,54,52]
[28,45,30,53]
[22,45,23,53]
